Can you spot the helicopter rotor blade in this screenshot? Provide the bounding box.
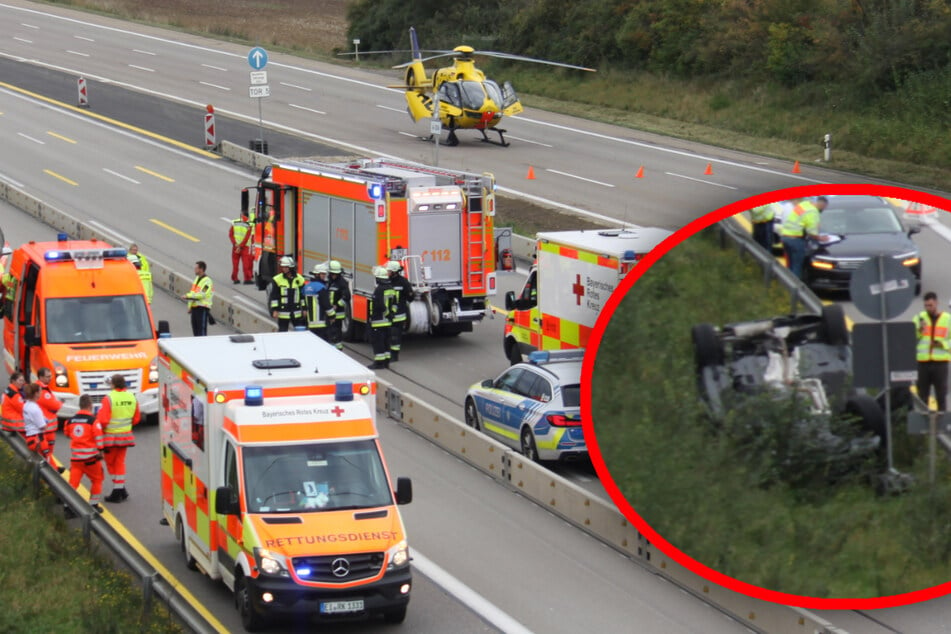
[472,51,596,72]
[392,52,459,68]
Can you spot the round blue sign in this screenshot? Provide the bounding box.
[248,47,269,70]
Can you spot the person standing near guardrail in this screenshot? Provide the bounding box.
[36,367,62,461]
[22,383,57,469]
[779,196,828,279]
[327,260,350,350]
[749,203,776,251]
[127,243,153,304]
[229,209,254,285]
[913,292,951,411]
[98,374,140,503]
[1,371,26,437]
[63,393,105,517]
[184,260,214,337]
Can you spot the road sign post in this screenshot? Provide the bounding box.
[247,48,269,153]
[77,77,89,108]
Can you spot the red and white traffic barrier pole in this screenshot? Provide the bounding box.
[204,104,216,150]
[77,77,89,108]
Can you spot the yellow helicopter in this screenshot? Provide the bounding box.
[349,27,595,146]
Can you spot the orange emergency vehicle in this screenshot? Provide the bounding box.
[242,158,496,339]
[504,228,672,364]
[159,332,413,630]
[2,237,167,419]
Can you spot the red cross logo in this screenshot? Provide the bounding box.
[331,406,345,418]
[572,274,585,306]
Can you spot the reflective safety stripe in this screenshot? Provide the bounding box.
[780,202,819,237]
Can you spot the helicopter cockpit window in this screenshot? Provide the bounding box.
[437,82,462,108]
[459,82,486,110]
[483,80,503,107]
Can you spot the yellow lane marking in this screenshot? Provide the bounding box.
[135,165,175,182]
[57,470,229,633]
[0,81,220,159]
[47,131,77,144]
[150,218,199,242]
[43,169,78,186]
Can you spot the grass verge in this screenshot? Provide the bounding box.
[0,442,184,633]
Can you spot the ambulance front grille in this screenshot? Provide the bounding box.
[77,370,141,398]
[292,552,385,583]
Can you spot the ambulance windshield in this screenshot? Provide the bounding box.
[45,295,153,344]
[243,440,393,513]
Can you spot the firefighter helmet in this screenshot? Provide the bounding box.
[328,260,343,274]
[312,263,329,277]
[279,255,295,268]
[374,266,389,280]
[386,260,402,273]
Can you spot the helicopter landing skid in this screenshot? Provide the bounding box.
[479,127,509,147]
[421,130,461,147]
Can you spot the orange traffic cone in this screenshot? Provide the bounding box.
[704,163,713,175]
[792,160,801,174]
[635,166,644,178]
[526,166,536,180]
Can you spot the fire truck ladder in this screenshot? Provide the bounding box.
[463,183,486,292]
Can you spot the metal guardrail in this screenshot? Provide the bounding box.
[715,217,824,315]
[1,145,842,634]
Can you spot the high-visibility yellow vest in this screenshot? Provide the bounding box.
[185,275,214,309]
[914,311,951,362]
[231,219,251,245]
[106,390,137,435]
[750,204,776,223]
[780,201,820,238]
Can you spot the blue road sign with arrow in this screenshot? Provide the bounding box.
[248,47,268,70]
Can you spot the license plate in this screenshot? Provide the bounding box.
[319,599,364,614]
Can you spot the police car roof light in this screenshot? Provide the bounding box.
[335,381,354,402]
[529,349,586,365]
[244,385,264,406]
[527,351,550,364]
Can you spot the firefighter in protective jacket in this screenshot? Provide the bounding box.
[327,260,350,349]
[269,256,307,331]
[386,260,412,362]
[368,266,396,370]
[303,263,334,341]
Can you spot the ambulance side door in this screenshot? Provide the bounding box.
[15,261,40,377]
[216,439,240,575]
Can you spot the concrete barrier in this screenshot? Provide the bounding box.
[1,149,843,634]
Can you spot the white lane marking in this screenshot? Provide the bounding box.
[219,216,232,223]
[397,131,417,138]
[505,135,552,148]
[921,215,951,243]
[20,22,38,29]
[66,50,89,57]
[0,171,24,188]
[74,35,94,42]
[87,219,134,246]
[279,82,311,92]
[377,104,405,113]
[103,168,141,184]
[545,168,614,188]
[411,550,534,634]
[17,132,44,144]
[128,64,155,72]
[132,48,156,55]
[13,37,32,43]
[288,103,325,115]
[199,81,230,91]
[201,63,227,71]
[664,171,738,190]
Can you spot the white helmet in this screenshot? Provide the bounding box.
[374,266,389,280]
[328,260,343,274]
[279,255,295,268]
[312,263,329,276]
[386,260,402,273]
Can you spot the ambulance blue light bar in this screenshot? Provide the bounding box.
[335,381,354,402]
[244,385,264,406]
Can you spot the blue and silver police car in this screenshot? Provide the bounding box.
[464,350,585,462]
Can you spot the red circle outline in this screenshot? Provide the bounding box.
[582,183,951,609]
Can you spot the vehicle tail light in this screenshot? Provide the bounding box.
[546,414,580,427]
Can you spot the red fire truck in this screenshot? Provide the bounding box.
[242,158,497,340]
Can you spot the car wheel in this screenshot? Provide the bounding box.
[520,427,540,462]
[691,323,723,370]
[382,604,407,624]
[820,304,849,346]
[846,394,887,454]
[464,398,482,431]
[236,574,265,632]
[506,339,523,366]
[177,516,197,571]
